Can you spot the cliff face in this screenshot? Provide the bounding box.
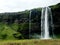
[51,3,60,36]
[28,3,60,38]
[0,3,60,39]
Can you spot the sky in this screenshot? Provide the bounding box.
[0,0,60,13]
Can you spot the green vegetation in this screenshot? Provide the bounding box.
[0,39,60,45]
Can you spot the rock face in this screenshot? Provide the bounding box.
[0,3,60,39]
[29,3,60,38]
[51,3,60,37]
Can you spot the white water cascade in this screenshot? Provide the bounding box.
[41,7,53,39]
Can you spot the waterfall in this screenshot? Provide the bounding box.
[29,10,31,39]
[41,7,53,39]
[44,7,50,39]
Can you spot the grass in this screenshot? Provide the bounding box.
[0,39,60,45]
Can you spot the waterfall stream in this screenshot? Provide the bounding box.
[41,7,53,39]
